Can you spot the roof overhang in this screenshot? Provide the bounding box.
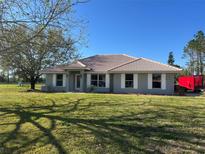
[64,67,91,70]
[108,70,182,73]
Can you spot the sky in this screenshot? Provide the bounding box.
[75,0,205,67]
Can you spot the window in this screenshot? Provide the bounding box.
[91,74,98,86]
[91,74,106,87]
[152,74,161,88]
[56,74,63,86]
[76,75,81,89]
[99,74,105,87]
[125,74,133,88]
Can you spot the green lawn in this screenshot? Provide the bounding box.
[0,85,205,154]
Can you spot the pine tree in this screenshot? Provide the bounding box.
[168,52,175,66]
[183,31,205,75]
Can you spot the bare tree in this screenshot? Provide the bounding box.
[0,0,87,53]
[0,0,88,89]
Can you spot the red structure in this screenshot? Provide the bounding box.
[177,75,204,91]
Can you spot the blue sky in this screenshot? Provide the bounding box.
[75,0,205,67]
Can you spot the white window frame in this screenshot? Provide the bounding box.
[63,74,66,87]
[91,74,106,88]
[56,74,63,87]
[121,74,125,88]
[161,74,166,90]
[105,74,110,88]
[53,74,56,87]
[87,74,91,87]
[125,74,134,88]
[152,73,162,89]
[148,74,152,89]
[134,74,138,89]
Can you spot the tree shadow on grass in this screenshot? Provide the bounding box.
[0,98,88,154]
[0,98,205,153]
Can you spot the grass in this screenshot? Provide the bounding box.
[0,84,205,154]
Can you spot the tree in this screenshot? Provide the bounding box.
[180,68,192,76]
[167,51,175,66]
[0,62,10,83]
[167,51,181,68]
[0,0,87,90]
[183,31,205,75]
[0,25,79,90]
[0,0,87,53]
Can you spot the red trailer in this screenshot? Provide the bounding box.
[177,75,204,92]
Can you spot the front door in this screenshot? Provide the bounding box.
[75,74,81,90]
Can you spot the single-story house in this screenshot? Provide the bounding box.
[41,54,182,94]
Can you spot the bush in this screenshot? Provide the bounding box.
[178,87,186,96]
[88,85,96,92]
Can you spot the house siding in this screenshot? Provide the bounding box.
[45,74,53,87]
[84,73,110,93]
[85,76,110,93]
[68,72,76,92]
[43,73,175,94]
[42,74,66,92]
[113,73,175,94]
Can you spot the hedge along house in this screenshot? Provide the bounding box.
[41,54,182,94]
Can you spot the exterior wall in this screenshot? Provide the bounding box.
[42,71,83,92]
[69,71,81,92]
[110,74,114,93]
[69,71,85,92]
[84,73,110,93]
[83,73,87,92]
[42,74,67,92]
[45,74,53,87]
[42,72,175,95]
[113,73,175,95]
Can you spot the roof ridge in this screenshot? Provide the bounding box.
[140,57,182,71]
[79,55,97,61]
[81,54,137,57]
[108,58,141,71]
[96,54,125,55]
[122,54,137,59]
[94,54,137,58]
[75,61,86,67]
[79,54,137,62]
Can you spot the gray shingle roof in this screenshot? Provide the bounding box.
[108,58,182,73]
[41,65,66,73]
[79,54,136,72]
[63,61,88,69]
[41,61,88,73]
[41,54,182,73]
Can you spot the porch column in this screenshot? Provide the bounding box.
[66,71,70,92]
[80,70,84,92]
[148,74,152,89]
[106,74,110,88]
[52,74,56,87]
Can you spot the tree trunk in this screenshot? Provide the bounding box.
[199,52,203,75]
[196,53,200,75]
[200,61,203,75]
[7,70,9,83]
[30,80,36,90]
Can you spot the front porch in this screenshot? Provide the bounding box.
[41,70,86,92]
